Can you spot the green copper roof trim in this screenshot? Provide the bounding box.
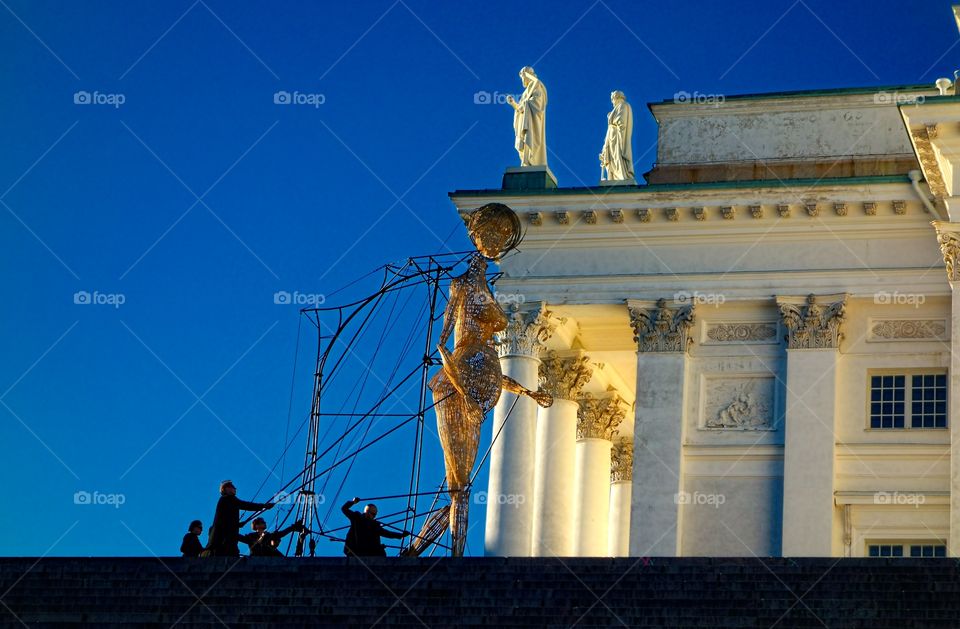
[449,175,913,198]
[649,83,933,108]
[900,94,960,105]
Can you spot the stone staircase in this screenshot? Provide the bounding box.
[2,557,959,627]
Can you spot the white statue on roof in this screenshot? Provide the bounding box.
[505,67,548,167]
[599,90,634,182]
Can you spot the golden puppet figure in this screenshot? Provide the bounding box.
[428,202,553,556]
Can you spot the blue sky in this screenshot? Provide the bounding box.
[1,0,958,557]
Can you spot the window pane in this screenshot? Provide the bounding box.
[910,373,948,430]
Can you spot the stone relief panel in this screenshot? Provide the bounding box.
[867,319,948,343]
[702,321,779,345]
[700,375,776,431]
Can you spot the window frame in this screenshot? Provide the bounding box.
[865,368,948,431]
[866,540,947,558]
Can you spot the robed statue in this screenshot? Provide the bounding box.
[429,203,553,556]
[506,67,548,167]
[599,90,634,182]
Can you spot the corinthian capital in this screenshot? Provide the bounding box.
[494,304,556,358]
[934,221,960,284]
[776,294,847,349]
[538,351,592,400]
[610,438,633,482]
[627,298,695,353]
[577,392,626,441]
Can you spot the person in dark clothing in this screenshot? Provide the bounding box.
[239,517,305,557]
[180,520,204,557]
[341,497,410,557]
[206,480,274,557]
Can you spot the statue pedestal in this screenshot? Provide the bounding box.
[599,178,637,187]
[502,166,558,191]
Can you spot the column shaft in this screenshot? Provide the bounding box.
[485,354,539,556]
[531,398,577,556]
[780,349,838,555]
[608,481,632,557]
[630,352,687,556]
[573,438,613,555]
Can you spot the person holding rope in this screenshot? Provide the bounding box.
[341,497,409,557]
[205,480,274,557]
[239,517,305,557]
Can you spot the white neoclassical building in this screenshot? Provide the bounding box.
[451,75,960,558]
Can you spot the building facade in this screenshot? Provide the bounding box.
[452,82,960,558]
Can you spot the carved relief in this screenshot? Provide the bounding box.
[494,305,555,358]
[628,298,695,353]
[666,208,679,222]
[893,200,906,215]
[834,202,847,216]
[556,211,570,225]
[804,202,819,217]
[577,392,626,441]
[777,204,790,218]
[583,210,598,224]
[777,294,846,349]
[935,225,960,283]
[863,201,877,216]
[910,127,948,199]
[610,439,633,482]
[749,205,763,219]
[869,319,947,341]
[693,207,706,221]
[637,209,651,223]
[527,211,542,226]
[705,322,778,344]
[609,209,624,224]
[703,377,774,431]
[538,351,592,401]
[721,206,735,220]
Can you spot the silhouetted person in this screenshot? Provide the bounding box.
[206,480,273,557]
[240,517,305,557]
[180,520,204,557]
[341,497,409,557]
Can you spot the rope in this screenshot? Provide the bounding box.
[275,315,302,527]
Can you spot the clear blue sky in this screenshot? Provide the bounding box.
[2,0,958,557]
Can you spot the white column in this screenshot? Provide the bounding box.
[777,294,846,557]
[934,223,960,557]
[485,306,553,557]
[627,299,695,557]
[608,439,633,557]
[573,393,626,556]
[531,352,592,557]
